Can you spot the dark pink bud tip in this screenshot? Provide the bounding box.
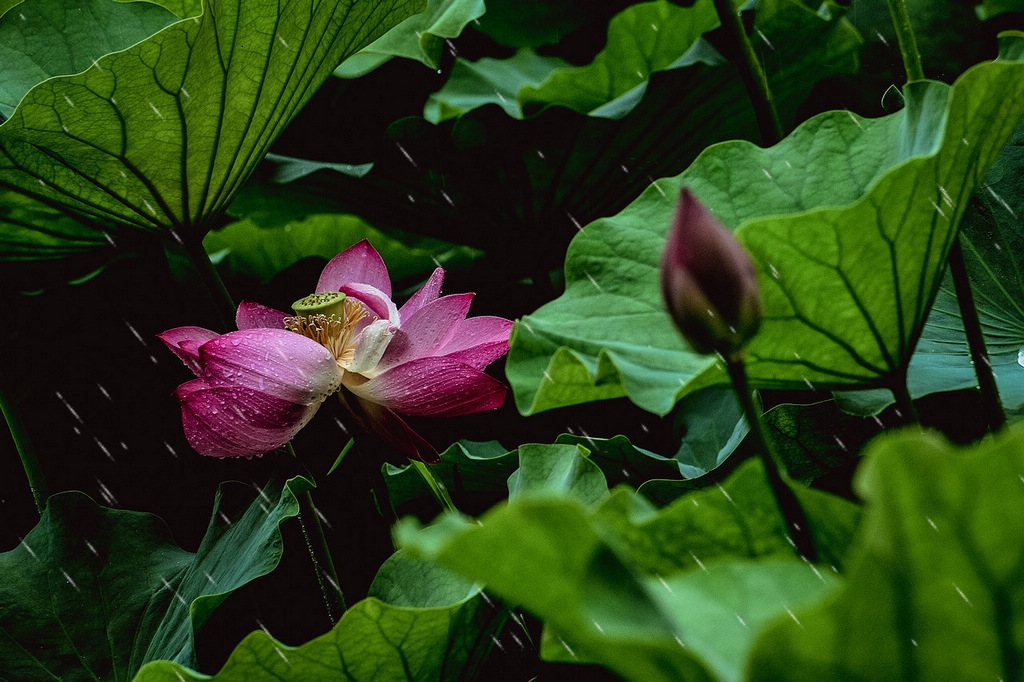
[660,188,762,355]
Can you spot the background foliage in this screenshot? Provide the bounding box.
[3,0,1024,680]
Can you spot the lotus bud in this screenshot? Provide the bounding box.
[292,291,347,318]
[660,188,762,355]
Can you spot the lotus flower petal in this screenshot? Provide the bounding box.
[338,282,401,328]
[349,356,506,417]
[175,379,319,458]
[199,329,343,405]
[377,293,473,371]
[348,318,394,375]
[158,326,220,375]
[317,239,392,297]
[399,267,444,319]
[345,393,440,464]
[237,301,289,330]
[438,316,514,369]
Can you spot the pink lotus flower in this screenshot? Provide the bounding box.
[159,240,512,462]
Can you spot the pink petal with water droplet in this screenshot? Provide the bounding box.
[236,301,289,330]
[199,329,342,404]
[175,380,319,458]
[399,267,444,319]
[316,239,392,297]
[158,326,220,376]
[350,356,506,417]
[378,293,473,371]
[438,316,513,369]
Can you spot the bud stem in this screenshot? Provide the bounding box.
[724,352,818,561]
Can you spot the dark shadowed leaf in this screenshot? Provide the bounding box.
[472,0,635,48]
[240,0,859,290]
[763,400,883,481]
[134,550,504,681]
[427,0,721,121]
[0,475,311,679]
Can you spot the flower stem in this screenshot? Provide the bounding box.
[287,444,346,621]
[886,0,925,82]
[711,0,783,146]
[180,233,236,328]
[947,237,1006,432]
[0,380,47,515]
[724,352,817,561]
[412,459,457,513]
[296,488,347,622]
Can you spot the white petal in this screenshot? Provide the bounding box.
[348,318,394,375]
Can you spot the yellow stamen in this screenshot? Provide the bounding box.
[284,298,368,369]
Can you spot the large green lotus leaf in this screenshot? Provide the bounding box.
[0,0,178,119]
[396,479,840,682]
[134,550,502,681]
[837,118,1024,418]
[427,0,721,122]
[749,425,1024,680]
[203,213,481,285]
[0,0,422,256]
[334,0,484,77]
[247,0,859,280]
[0,476,311,679]
[507,43,1024,416]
